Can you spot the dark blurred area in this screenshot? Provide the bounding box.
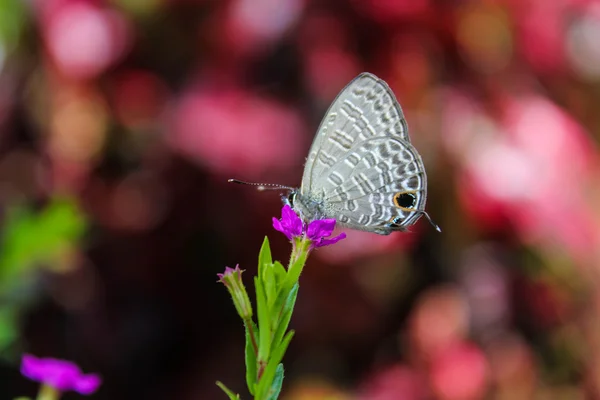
[1,0,600,399]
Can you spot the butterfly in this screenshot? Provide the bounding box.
[230,72,440,235]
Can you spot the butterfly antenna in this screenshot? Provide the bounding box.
[228,179,294,192]
[421,211,442,233]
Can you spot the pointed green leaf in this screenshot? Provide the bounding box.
[215,381,241,400]
[269,280,298,331]
[255,331,295,400]
[263,264,276,309]
[258,236,273,277]
[266,364,284,400]
[244,320,258,395]
[271,284,298,354]
[255,277,271,362]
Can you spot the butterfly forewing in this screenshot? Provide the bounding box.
[301,73,411,194]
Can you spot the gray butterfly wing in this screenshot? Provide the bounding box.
[300,73,427,234]
[302,73,410,191]
[320,137,427,234]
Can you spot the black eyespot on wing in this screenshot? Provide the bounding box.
[393,192,416,208]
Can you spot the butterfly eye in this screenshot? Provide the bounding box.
[286,192,296,207]
[394,192,416,209]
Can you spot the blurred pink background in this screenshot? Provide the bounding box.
[1,0,600,399]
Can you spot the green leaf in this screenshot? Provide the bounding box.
[0,197,86,287]
[263,264,276,309]
[266,364,284,400]
[270,284,298,354]
[244,320,258,395]
[255,277,271,363]
[215,381,241,400]
[273,262,287,286]
[257,236,273,277]
[255,331,295,400]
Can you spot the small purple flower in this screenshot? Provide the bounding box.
[21,354,101,395]
[272,205,303,240]
[272,205,346,248]
[217,265,253,319]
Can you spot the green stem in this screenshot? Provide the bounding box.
[243,317,259,356]
[285,238,310,291]
[36,385,61,400]
[257,360,267,381]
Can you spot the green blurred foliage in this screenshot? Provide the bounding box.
[0,197,86,350]
[0,0,28,50]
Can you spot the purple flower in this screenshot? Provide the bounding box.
[272,205,346,248]
[21,354,101,395]
[217,265,253,319]
[272,205,303,240]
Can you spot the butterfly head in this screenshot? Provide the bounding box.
[286,189,330,223]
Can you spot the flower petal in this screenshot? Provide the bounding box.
[21,354,44,381]
[272,217,292,240]
[21,354,101,394]
[313,232,347,248]
[73,373,102,395]
[50,365,80,391]
[306,218,336,240]
[217,265,241,281]
[273,205,303,240]
[281,205,303,236]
